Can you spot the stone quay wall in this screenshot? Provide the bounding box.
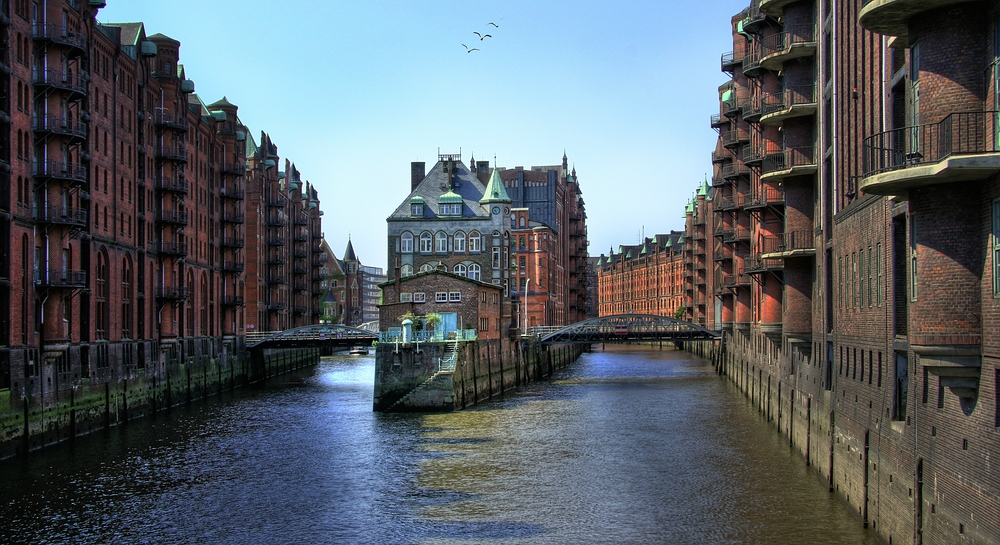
[0,343,320,461]
[373,337,585,412]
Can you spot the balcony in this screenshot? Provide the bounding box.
[267,302,286,311]
[155,176,189,194]
[712,150,730,164]
[220,237,244,248]
[267,275,287,285]
[220,185,245,200]
[293,248,308,258]
[760,0,804,16]
[293,282,308,292]
[760,25,817,71]
[293,306,308,315]
[33,115,88,142]
[222,296,245,307]
[34,161,87,186]
[723,226,751,243]
[266,256,286,266]
[711,113,728,129]
[266,194,286,207]
[743,186,785,210]
[35,205,87,227]
[156,286,189,300]
[33,69,88,98]
[220,260,245,273]
[714,247,734,261]
[266,236,285,247]
[221,210,245,223]
[267,214,287,227]
[721,161,751,179]
[156,210,189,225]
[35,269,86,289]
[714,192,745,211]
[154,111,189,132]
[761,146,818,182]
[721,50,744,73]
[760,85,817,127]
[858,0,968,43]
[760,230,817,259]
[744,254,784,274]
[742,45,764,78]
[741,5,769,32]
[742,95,764,123]
[293,216,309,226]
[158,242,188,257]
[156,145,189,163]
[721,126,750,148]
[221,162,245,176]
[722,272,751,288]
[742,146,766,167]
[32,24,87,55]
[861,111,1000,195]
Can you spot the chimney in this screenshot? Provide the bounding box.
[476,160,490,184]
[411,162,425,191]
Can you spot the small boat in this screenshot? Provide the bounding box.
[349,346,369,356]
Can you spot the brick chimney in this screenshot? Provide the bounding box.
[476,160,490,184]
[411,162,425,191]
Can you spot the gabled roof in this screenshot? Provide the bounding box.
[147,32,180,45]
[378,269,501,290]
[208,96,237,109]
[100,22,144,46]
[388,160,489,220]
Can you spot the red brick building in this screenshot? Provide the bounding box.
[379,270,504,341]
[0,2,327,410]
[595,231,685,318]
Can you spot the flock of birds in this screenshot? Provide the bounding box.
[462,22,499,53]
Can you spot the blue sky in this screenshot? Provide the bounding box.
[99,0,745,269]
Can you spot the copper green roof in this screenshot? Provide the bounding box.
[439,190,463,204]
[479,168,511,204]
[409,196,424,204]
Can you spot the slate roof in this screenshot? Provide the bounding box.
[343,239,357,262]
[388,160,490,220]
[100,22,144,46]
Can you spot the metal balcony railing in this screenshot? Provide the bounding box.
[156,146,189,162]
[221,162,245,176]
[33,115,88,140]
[761,146,817,175]
[220,260,245,273]
[220,185,245,200]
[760,230,815,254]
[222,296,245,307]
[157,210,189,225]
[221,210,245,223]
[32,24,87,52]
[156,286,189,300]
[759,24,816,58]
[221,237,244,248]
[744,186,785,209]
[761,85,817,118]
[158,242,188,256]
[862,111,1000,177]
[35,269,86,289]
[35,205,87,227]
[154,111,189,131]
[34,161,87,185]
[155,176,189,194]
[33,69,88,95]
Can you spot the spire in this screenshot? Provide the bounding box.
[343,238,357,262]
[479,168,512,205]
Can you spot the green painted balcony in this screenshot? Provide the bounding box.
[861,111,1000,195]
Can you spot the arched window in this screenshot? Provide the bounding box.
[185,269,195,337]
[419,263,434,273]
[519,236,526,249]
[468,231,481,253]
[96,249,109,340]
[400,232,413,253]
[435,231,448,253]
[121,256,132,339]
[454,231,466,253]
[519,216,526,228]
[401,264,413,277]
[468,264,481,281]
[453,264,467,277]
[419,232,432,253]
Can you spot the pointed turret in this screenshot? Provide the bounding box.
[479,168,511,205]
[344,238,358,262]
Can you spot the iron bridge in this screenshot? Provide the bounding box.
[248,324,378,350]
[539,314,722,345]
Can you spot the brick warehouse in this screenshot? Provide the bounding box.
[597,1,1000,543]
[0,0,329,455]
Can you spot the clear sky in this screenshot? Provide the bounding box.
[99,0,746,270]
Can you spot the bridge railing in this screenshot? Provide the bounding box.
[377,330,479,343]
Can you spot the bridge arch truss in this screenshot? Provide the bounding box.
[248,324,378,349]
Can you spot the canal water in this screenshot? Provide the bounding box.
[0,345,876,545]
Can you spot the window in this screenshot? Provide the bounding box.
[519,236,526,249]
[993,198,1000,296]
[401,232,413,253]
[910,217,918,301]
[439,203,461,216]
[468,231,481,252]
[436,292,448,303]
[480,317,488,331]
[400,292,412,302]
[454,264,467,277]
[419,232,432,253]
[436,231,448,253]
[413,292,426,303]
[419,263,434,273]
[468,264,481,281]
[492,247,501,269]
[519,257,526,270]
[449,291,461,302]
[454,231,466,253]
[401,264,413,277]
[877,242,883,306]
[411,203,423,216]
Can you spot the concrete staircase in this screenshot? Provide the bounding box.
[385,340,461,411]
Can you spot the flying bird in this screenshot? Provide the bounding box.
[488,22,499,28]
[462,44,479,52]
[474,31,492,40]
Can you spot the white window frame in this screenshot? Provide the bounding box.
[449,291,461,302]
[400,264,413,277]
[468,231,481,253]
[399,292,412,302]
[468,264,481,281]
[419,232,432,253]
[400,232,413,253]
[454,263,467,277]
[435,231,448,253]
[413,292,426,303]
[435,292,448,303]
[454,231,466,253]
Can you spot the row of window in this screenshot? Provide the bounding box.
[839,243,883,310]
[401,262,482,281]
[400,231,483,254]
[399,291,462,303]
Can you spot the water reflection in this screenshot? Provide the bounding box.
[0,348,875,545]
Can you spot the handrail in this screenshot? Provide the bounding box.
[862,111,999,177]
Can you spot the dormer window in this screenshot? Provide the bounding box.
[438,190,463,216]
[409,196,425,217]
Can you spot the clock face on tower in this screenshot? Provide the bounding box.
[492,206,500,215]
